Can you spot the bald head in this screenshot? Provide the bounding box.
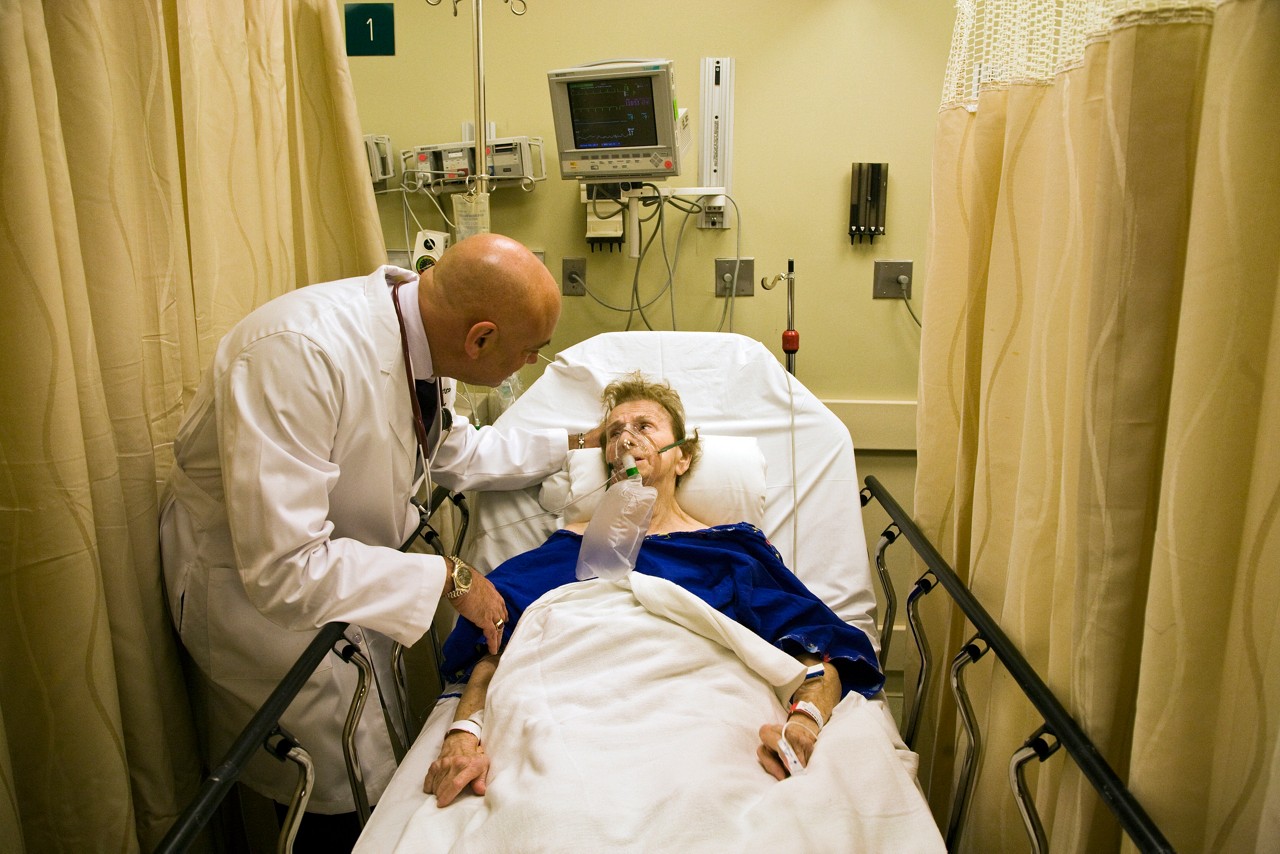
[430,233,557,315]
[418,233,562,386]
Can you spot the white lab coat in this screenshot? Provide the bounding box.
[160,267,566,812]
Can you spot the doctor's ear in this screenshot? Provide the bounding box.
[464,321,498,358]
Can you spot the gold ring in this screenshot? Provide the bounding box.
[494,619,505,629]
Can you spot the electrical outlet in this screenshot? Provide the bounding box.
[714,257,754,297]
[873,260,913,299]
[562,257,586,296]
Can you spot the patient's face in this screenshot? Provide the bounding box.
[603,400,691,489]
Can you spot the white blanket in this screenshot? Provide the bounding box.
[356,576,943,852]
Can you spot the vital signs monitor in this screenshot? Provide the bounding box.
[546,60,687,182]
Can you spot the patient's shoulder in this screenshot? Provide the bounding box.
[646,514,712,536]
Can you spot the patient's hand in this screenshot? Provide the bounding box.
[757,719,819,780]
[424,731,490,807]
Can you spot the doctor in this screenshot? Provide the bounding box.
[160,233,593,847]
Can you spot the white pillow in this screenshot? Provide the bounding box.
[539,434,767,528]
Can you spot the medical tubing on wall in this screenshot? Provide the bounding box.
[713,195,743,333]
[575,191,740,334]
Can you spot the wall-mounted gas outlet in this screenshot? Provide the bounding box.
[562,257,586,296]
[715,257,754,297]
[873,260,913,299]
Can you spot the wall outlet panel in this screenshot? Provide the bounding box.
[873,260,913,299]
[562,257,586,296]
[714,257,754,297]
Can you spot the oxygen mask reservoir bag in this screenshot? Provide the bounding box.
[577,432,658,582]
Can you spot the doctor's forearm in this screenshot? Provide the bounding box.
[429,425,568,492]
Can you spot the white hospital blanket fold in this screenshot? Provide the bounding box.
[356,576,943,853]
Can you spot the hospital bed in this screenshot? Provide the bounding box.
[158,331,1172,852]
[352,331,946,851]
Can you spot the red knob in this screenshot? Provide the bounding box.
[782,329,799,354]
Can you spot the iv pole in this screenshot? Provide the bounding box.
[470,0,488,198]
[430,0,525,235]
[761,259,799,375]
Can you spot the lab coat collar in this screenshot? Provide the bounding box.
[367,266,419,461]
[390,274,435,381]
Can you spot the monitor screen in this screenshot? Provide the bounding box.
[566,76,659,150]
[547,60,682,181]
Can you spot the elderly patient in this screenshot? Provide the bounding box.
[423,372,883,806]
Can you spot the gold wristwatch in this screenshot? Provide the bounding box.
[445,555,474,599]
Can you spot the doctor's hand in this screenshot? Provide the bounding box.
[424,732,490,807]
[449,573,508,654]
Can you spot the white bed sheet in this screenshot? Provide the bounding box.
[354,331,936,850]
[356,574,943,853]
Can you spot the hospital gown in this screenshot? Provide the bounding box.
[441,522,883,698]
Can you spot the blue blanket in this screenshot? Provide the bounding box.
[441,523,883,698]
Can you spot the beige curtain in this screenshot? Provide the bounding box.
[914,0,1280,851]
[0,0,383,850]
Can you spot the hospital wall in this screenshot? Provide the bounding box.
[348,0,954,716]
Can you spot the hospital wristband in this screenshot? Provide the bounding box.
[804,662,826,682]
[789,700,825,733]
[447,718,483,744]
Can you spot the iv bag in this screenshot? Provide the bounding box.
[452,191,490,240]
[575,457,655,581]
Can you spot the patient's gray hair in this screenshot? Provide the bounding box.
[599,372,701,484]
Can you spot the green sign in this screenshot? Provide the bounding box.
[345,4,394,56]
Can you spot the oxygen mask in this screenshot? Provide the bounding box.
[605,427,657,483]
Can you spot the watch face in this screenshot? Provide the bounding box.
[454,561,473,589]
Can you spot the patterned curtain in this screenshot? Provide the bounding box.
[915,0,1279,851]
[0,0,383,849]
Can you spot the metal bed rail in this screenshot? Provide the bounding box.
[860,475,1174,854]
[156,486,466,853]
[155,622,352,854]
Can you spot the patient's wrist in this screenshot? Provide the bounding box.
[788,700,825,734]
[447,716,483,746]
[784,716,820,742]
[443,730,482,753]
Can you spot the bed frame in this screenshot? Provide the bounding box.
[154,488,461,854]
[154,388,1175,852]
[860,476,1174,853]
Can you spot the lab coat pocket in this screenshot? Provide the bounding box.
[205,565,334,685]
[159,492,196,635]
